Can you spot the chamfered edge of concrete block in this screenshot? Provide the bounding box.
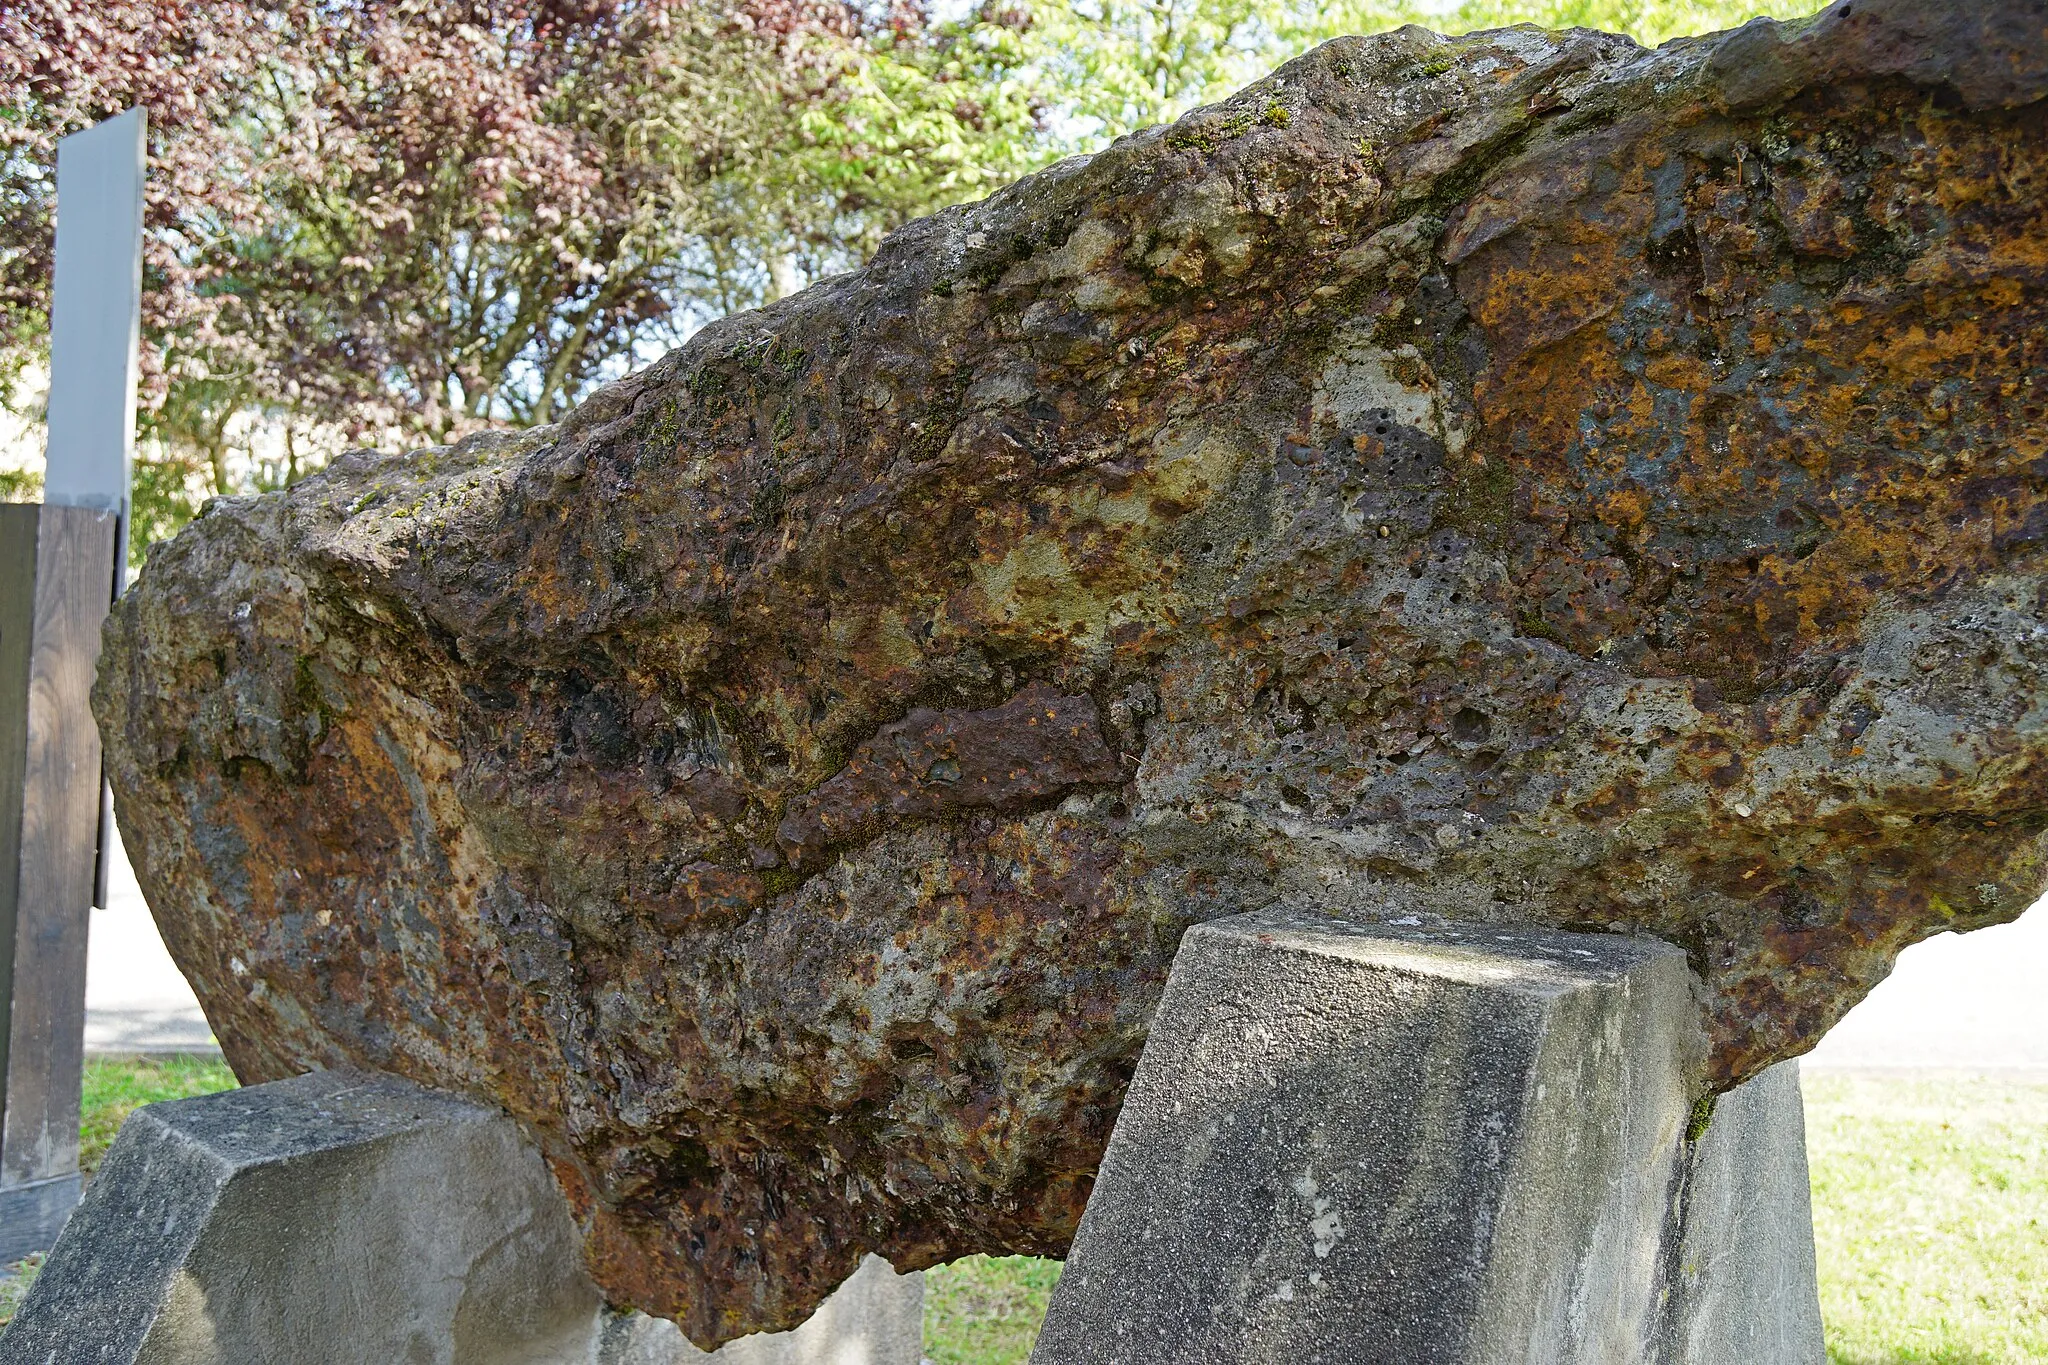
[0,1069,603,1365]
[1029,907,1716,1365]
[1655,1060,1824,1365]
[1186,910,1691,996]
[1466,915,1703,1365]
[0,1098,238,1365]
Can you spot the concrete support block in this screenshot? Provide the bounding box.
[1658,1060,1822,1365]
[0,1070,922,1365]
[1030,910,1822,1365]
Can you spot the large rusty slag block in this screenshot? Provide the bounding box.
[94,0,2048,1346]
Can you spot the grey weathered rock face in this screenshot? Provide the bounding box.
[94,0,2048,1345]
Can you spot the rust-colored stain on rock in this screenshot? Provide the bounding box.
[96,0,2048,1345]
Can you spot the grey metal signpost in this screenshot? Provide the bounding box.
[0,108,142,1261]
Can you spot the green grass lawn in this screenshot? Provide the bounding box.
[1806,1073,2047,1365]
[78,1054,240,1177]
[924,1254,1066,1365]
[3,1062,2040,1359]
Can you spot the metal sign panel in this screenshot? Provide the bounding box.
[43,108,144,540]
[42,110,144,913]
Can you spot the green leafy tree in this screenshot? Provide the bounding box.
[1030,0,1278,140]
[238,1,1048,443]
[0,0,1044,553]
[1028,0,1826,147]
[1439,0,1824,45]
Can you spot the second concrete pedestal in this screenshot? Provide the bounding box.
[0,1069,922,1365]
[1031,910,1822,1365]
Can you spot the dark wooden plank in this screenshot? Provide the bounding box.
[1,503,116,1192]
[0,504,41,1125]
[0,1171,78,1262]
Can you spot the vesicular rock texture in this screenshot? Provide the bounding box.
[96,0,2048,1345]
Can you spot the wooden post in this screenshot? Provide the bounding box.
[0,109,142,1260]
[0,506,118,1261]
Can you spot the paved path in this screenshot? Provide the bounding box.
[88,826,2048,1070]
[84,828,215,1053]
